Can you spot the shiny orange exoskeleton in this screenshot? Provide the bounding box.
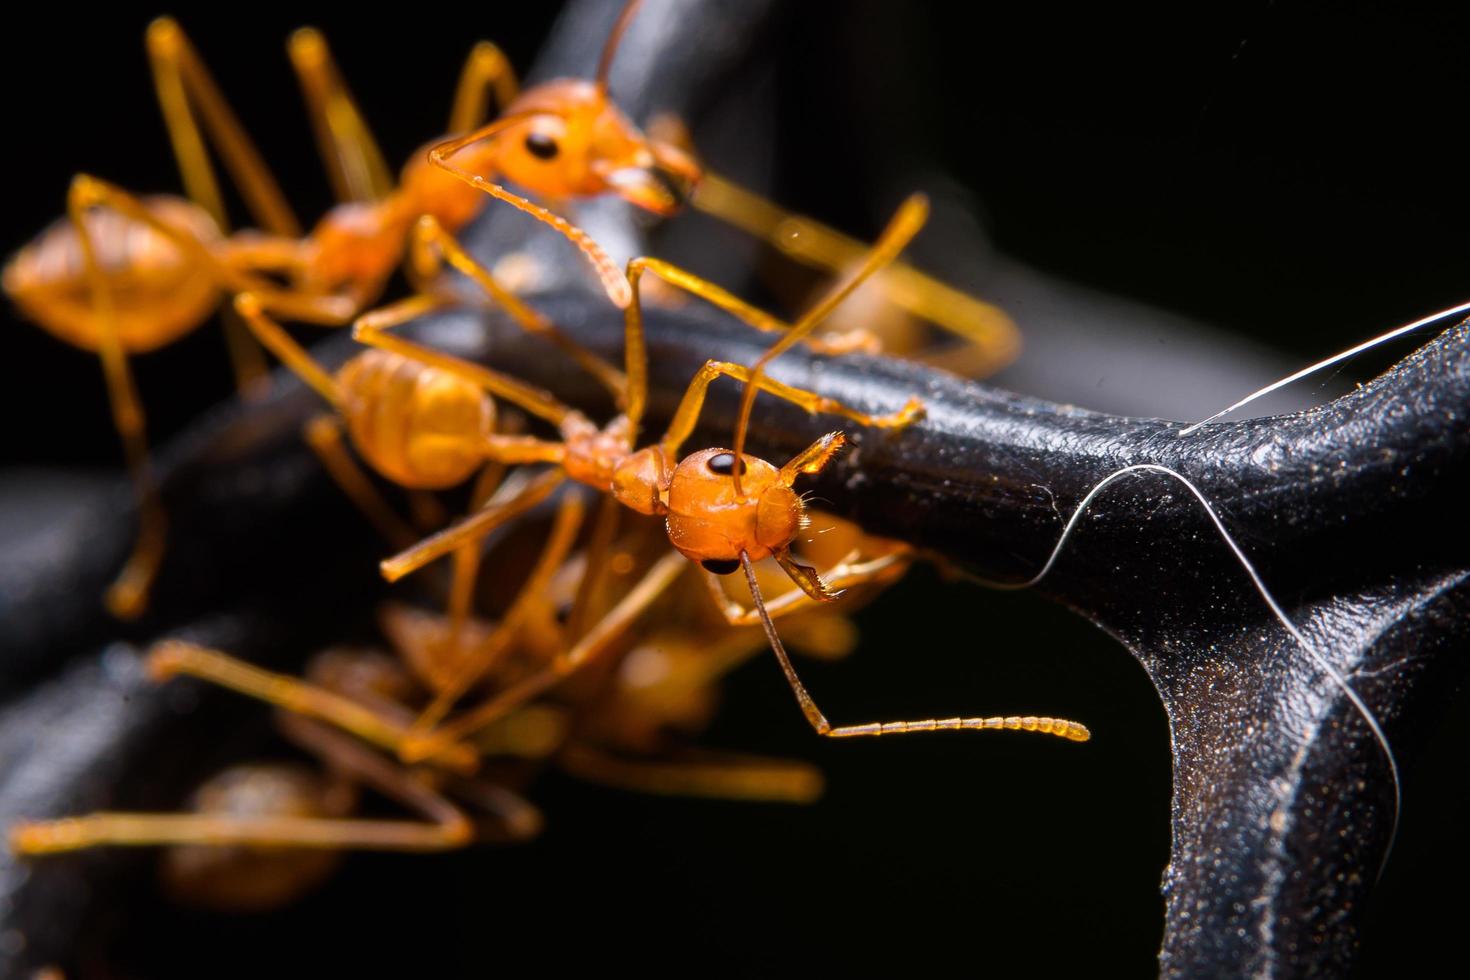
[343,194,1088,762]
[435,0,1019,364]
[0,9,688,618]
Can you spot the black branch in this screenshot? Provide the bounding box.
[1,0,1466,976]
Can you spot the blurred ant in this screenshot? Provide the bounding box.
[10,614,547,893]
[0,21,550,618]
[6,504,902,873]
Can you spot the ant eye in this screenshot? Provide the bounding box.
[700,558,741,576]
[524,132,559,160]
[706,453,747,477]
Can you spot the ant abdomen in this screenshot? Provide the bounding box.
[160,763,354,912]
[3,195,222,353]
[336,349,494,489]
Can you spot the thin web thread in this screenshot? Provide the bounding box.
[968,463,1401,879]
[1178,298,1470,435]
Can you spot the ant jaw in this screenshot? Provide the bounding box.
[601,165,690,216]
[774,550,844,603]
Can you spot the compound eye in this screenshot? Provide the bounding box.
[524,132,559,160]
[700,558,741,576]
[706,452,747,477]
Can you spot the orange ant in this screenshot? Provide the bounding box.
[0,22,520,617]
[0,14,655,618]
[432,0,1020,368]
[6,505,901,863]
[8,605,553,873]
[332,193,1090,763]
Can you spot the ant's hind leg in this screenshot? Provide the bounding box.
[287,28,394,204]
[65,178,166,619]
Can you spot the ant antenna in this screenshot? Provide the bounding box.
[730,194,930,497]
[741,551,831,733]
[430,120,633,308]
[596,0,645,96]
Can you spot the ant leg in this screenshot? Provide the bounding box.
[232,294,343,406]
[147,18,308,397]
[623,256,786,430]
[352,298,576,427]
[565,493,622,641]
[380,469,567,582]
[303,414,417,549]
[145,18,300,235]
[731,195,931,494]
[447,41,520,135]
[143,641,479,772]
[412,216,627,398]
[558,744,824,804]
[429,123,632,308]
[399,552,687,764]
[403,491,588,754]
[658,359,923,460]
[691,170,1020,372]
[702,550,911,626]
[65,178,165,620]
[737,554,1091,743]
[11,717,480,856]
[287,28,394,204]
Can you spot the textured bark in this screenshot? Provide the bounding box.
[1,0,1464,975]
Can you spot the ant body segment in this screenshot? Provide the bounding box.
[1,22,542,617]
[341,194,1088,762]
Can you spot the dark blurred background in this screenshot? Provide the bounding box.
[2,1,1467,975]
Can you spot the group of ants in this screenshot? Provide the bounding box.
[3,0,1437,911]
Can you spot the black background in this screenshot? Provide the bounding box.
[2,1,1467,976]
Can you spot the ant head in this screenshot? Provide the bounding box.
[491,80,700,216]
[662,449,804,574]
